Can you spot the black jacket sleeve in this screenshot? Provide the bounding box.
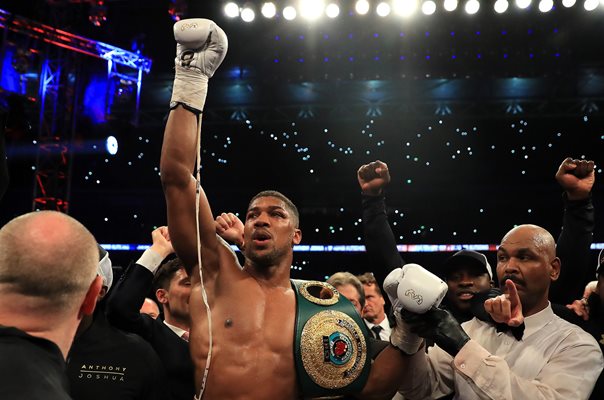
[551,193,595,305]
[362,194,405,286]
[105,262,156,340]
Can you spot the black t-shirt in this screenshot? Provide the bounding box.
[0,325,72,400]
[66,312,171,400]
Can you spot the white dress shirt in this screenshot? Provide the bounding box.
[399,303,603,400]
[163,320,187,340]
[365,317,392,341]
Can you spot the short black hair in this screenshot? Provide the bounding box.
[248,190,300,228]
[152,257,184,292]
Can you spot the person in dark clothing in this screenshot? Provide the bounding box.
[551,157,596,304]
[106,227,194,400]
[358,161,492,324]
[67,246,171,400]
[359,159,596,316]
[0,326,72,399]
[0,211,102,399]
[565,250,604,400]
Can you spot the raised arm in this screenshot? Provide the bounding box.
[159,19,228,280]
[358,160,405,285]
[552,157,596,304]
[106,226,175,337]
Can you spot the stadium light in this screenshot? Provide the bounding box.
[261,2,277,18]
[376,2,391,16]
[516,0,532,9]
[241,5,256,22]
[325,3,340,18]
[300,0,325,20]
[494,0,509,12]
[443,0,459,11]
[393,0,419,16]
[283,5,297,20]
[583,0,599,10]
[355,0,370,14]
[465,0,480,13]
[422,0,437,14]
[224,2,240,18]
[538,0,553,11]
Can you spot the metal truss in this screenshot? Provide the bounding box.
[0,8,151,72]
[0,7,152,211]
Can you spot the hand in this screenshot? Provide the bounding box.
[565,281,598,321]
[150,226,175,259]
[566,299,590,321]
[555,157,595,201]
[357,160,391,196]
[383,267,423,354]
[470,288,503,322]
[484,280,524,327]
[402,308,470,357]
[215,212,244,248]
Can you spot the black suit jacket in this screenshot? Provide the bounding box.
[106,262,195,400]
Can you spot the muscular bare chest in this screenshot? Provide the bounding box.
[190,277,299,398]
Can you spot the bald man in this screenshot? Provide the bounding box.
[394,224,603,400]
[140,297,161,319]
[0,211,102,399]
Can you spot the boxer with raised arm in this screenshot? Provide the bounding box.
[161,18,418,400]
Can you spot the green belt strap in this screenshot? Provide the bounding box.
[292,279,371,399]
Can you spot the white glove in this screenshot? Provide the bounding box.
[170,18,228,113]
[383,264,448,354]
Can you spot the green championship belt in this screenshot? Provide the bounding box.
[292,279,371,399]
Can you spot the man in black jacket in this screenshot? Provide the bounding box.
[106,227,194,400]
[67,245,171,400]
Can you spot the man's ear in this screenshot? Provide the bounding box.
[292,228,302,246]
[550,257,561,281]
[80,275,103,317]
[156,288,168,305]
[98,286,108,300]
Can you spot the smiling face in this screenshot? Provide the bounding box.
[496,225,560,316]
[243,196,301,268]
[445,263,492,313]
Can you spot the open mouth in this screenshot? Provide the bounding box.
[252,230,272,245]
[457,291,476,300]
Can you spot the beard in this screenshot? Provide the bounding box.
[245,244,289,268]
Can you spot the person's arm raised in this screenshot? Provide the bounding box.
[160,19,228,280]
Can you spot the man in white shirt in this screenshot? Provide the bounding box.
[393,224,603,400]
[358,272,392,341]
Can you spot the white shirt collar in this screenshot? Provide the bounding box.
[365,316,390,331]
[163,320,187,338]
[523,302,555,339]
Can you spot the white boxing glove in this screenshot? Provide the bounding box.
[396,263,448,313]
[383,263,448,354]
[170,18,228,113]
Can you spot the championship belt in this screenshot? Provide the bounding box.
[292,279,371,399]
